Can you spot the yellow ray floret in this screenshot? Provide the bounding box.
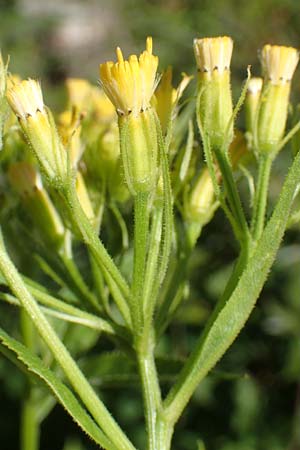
[261,44,299,84]
[7,78,45,119]
[99,37,159,116]
[193,36,233,74]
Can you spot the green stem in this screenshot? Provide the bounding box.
[136,334,161,450]
[155,412,173,450]
[155,249,190,337]
[21,389,40,450]
[143,205,163,324]
[251,152,274,242]
[220,237,251,304]
[89,253,111,315]
[2,284,127,339]
[155,223,201,337]
[154,111,174,285]
[20,310,40,450]
[64,185,131,327]
[110,202,129,250]
[60,253,102,313]
[131,191,150,331]
[214,146,249,246]
[0,233,135,450]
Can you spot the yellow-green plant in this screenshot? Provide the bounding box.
[0,37,300,450]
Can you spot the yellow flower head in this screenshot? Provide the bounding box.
[193,36,233,75]
[7,78,45,119]
[261,44,299,84]
[99,37,159,117]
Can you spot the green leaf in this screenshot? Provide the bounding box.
[165,148,300,424]
[0,327,117,450]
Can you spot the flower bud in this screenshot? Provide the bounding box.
[229,131,250,170]
[8,162,65,248]
[7,79,68,185]
[57,110,83,168]
[184,168,215,225]
[194,36,234,149]
[76,172,94,223]
[245,77,263,137]
[257,44,299,153]
[153,67,176,135]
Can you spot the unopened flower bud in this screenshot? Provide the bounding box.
[229,131,250,170]
[257,44,299,153]
[194,36,234,149]
[184,168,216,225]
[245,77,263,137]
[153,67,176,135]
[58,110,83,168]
[7,79,68,184]
[76,172,94,223]
[8,162,65,247]
[153,68,192,139]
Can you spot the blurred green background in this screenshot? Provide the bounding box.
[1,0,300,449]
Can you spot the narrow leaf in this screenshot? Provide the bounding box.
[0,327,117,450]
[165,149,300,423]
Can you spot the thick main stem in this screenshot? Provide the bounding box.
[155,414,174,450]
[131,191,164,449]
